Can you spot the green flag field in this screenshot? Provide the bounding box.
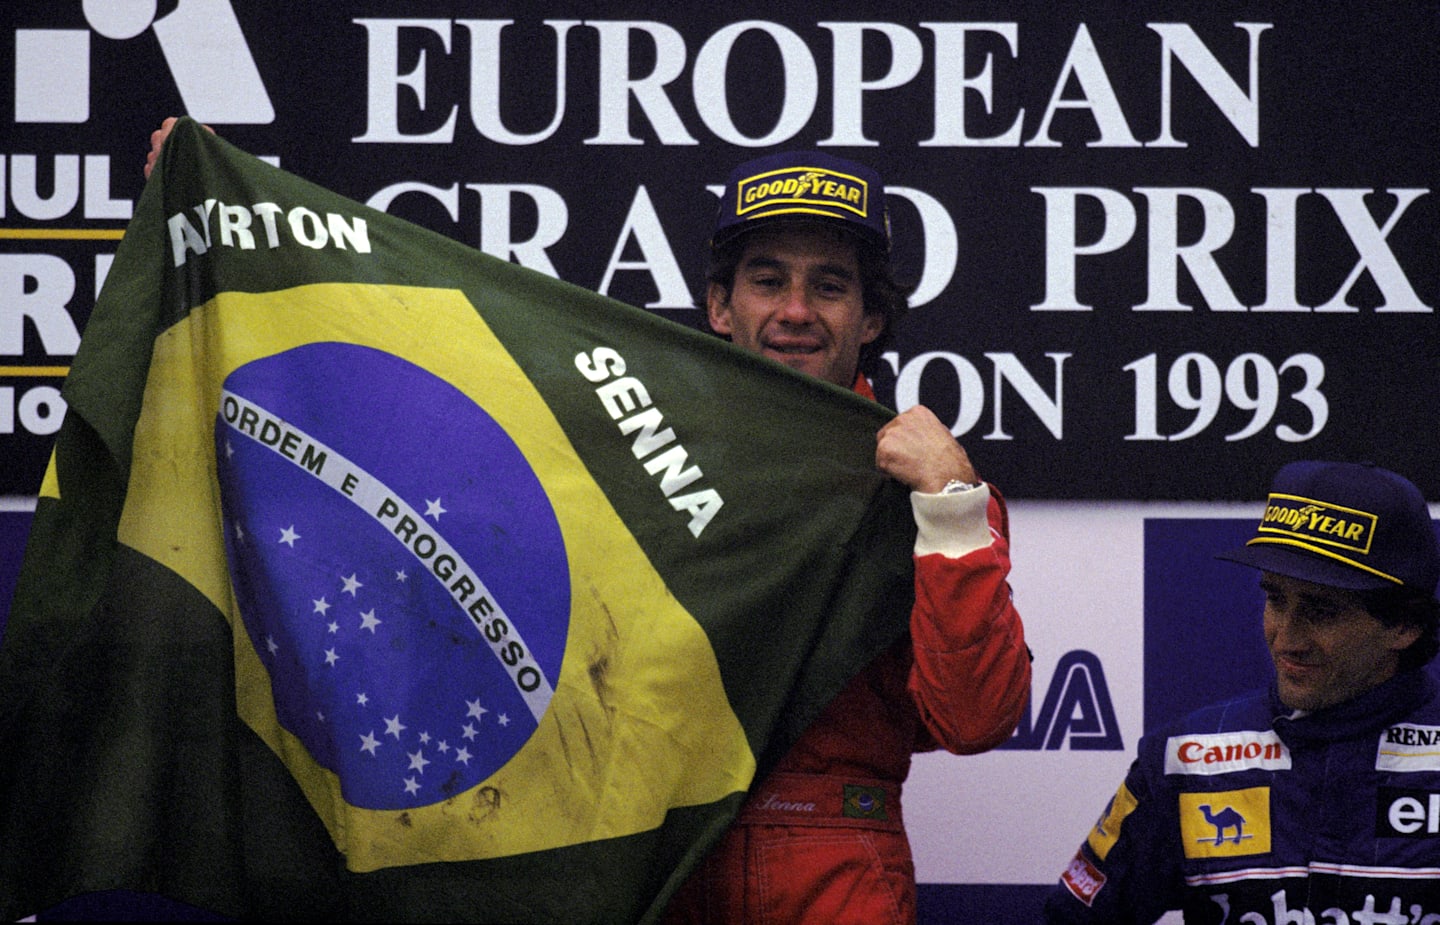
[0,119,916,923]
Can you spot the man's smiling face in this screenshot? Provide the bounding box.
[706,224,883,388]
[1261,572,1420,711]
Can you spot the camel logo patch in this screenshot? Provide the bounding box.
[1179,788,1271,859]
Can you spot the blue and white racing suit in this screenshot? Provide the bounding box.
[1044,668,1440,924]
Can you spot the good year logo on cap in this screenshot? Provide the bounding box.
[1255,493,1378,556]
[736,166,870,221]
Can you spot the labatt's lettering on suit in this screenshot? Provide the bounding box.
[1044,670,1440,923]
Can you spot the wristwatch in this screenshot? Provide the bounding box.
[940,478,983,494]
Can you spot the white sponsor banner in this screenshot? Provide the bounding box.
[1377,724,1440,772]
[1163,730,1290,776]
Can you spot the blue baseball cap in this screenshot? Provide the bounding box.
[710,151,891,254]
[1218,460,1440,594]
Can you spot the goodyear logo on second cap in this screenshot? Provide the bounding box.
[1254,493,1377,557]
[736,166,869,222]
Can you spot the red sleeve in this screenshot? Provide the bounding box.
[907,488,1031,754]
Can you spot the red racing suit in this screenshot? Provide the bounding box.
[662,380,1031,925]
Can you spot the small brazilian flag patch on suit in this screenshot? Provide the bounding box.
[843,784,888,820]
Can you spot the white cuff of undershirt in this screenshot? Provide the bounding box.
[911,484,992,558]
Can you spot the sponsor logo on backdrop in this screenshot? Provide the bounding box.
[14,0,272,124]
[4,2,269,457]
[1001,650,1124,751]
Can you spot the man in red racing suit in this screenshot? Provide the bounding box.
[139,122,1027,925]
[661,150,1032,925]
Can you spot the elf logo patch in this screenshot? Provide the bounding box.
[1377,788,1440,837]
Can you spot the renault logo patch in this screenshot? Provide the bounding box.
[1376,724,1440,771]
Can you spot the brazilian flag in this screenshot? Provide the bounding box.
[0,119,915,923]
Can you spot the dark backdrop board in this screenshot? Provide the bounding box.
[0,511,29,642]
[2,2,1437,500]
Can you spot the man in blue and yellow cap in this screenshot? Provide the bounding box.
[1045,460,1440,923]
[704,150,904,390]
[662,151,1032,925]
